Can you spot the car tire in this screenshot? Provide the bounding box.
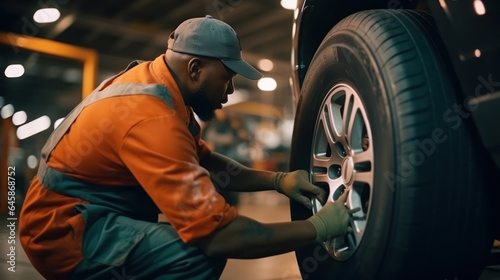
[290,9,493,280]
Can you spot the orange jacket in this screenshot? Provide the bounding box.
[20,55,238,279]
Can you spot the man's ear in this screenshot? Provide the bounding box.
[167,31,175,49]
[187,57,202,82]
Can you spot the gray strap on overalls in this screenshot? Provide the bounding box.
[38,60,174,181]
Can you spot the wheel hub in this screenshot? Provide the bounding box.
[341,157,354,185]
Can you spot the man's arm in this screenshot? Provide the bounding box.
[200,151,275,192]
[198,152,322,258]
[197,191,352,259]
[197,215,317,259]
[200,151,327,208]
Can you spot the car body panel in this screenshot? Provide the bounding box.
[427,0,500,169]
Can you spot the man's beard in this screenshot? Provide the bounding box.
[189,82,216,122]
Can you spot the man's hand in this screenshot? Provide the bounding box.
[307,190,353,242]
[274,170,327,209]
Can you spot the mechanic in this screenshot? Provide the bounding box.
[19,15,353,279]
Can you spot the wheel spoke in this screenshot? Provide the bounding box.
[342,92,354,139]
[347,108,367,152]
[312,120,331,160]
[352,219,366,244]
[324,97,343,142]
[312,172,329,183]
[352,150,372,164]
[353,171,373,184]
[312,156,331,169]
[312,173,342,193]
[348,186,367,243]
[311,161,333,184]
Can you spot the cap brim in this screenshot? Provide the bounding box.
[221,59,263,80]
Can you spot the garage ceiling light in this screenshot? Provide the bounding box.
[474,0,486,15]
[4,64,25,78]
[16,115,51,140]
[258,77,277,91]
[280,0,297,10]
[12,111,27,126]
[474,49,482,58]
[27,155,38,169]
[439,0,447,9]
[1,104,14,119]
[258,59,274,72]
[33,8,61,23]
[54,117,65,129]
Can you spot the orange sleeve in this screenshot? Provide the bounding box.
[119,115,237,243]
[196,135,213,161]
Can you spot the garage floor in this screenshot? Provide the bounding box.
[0,191,499,280]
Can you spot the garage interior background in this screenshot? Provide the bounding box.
[0,0,297,159]
[4,1,500,280]
[0,1,303,279]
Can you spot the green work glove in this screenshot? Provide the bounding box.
[307,191,353,242]
[273,170,327,209]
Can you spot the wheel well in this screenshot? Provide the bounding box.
[295,0,424,87]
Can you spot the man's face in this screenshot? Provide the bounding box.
[189,61,235,122]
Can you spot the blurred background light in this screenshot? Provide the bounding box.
[280,119,295,145]
[474,0,486,15]
[27,155,38,169]
[54,117,65,129]
[16,115,51,140]
[63,68,83,83]
[0,96,4,108]
[475,49,482,58]
[256,125,281,149]
[45,66,61,79]
[224,89,249,107]
[4,64,25,78]
[258,59,274,72]
[280,0,297,10]
[1,104,15,119]
[33,8,61,23]
[439,0,447,9]
[12,110,27,126]
[258,77,277,91]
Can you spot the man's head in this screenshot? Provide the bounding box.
[165,15,262,121]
